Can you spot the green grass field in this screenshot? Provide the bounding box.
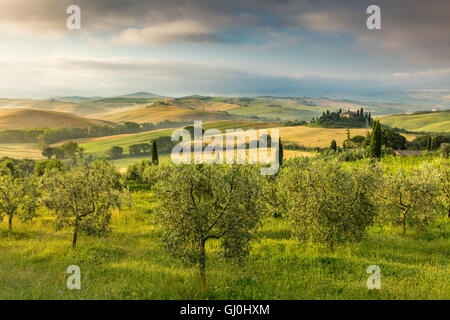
[379,111,450,132]
[78,121,281,158]
[226,98,328,121]
[0,191,448,300]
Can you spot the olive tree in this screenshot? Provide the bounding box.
[41,160,126,248]
[153,163,263,289]
[280,158,379,248]
[377,163,442,233]
[260,174,287,218]
[0,169,38,230]
[439,161,450,217]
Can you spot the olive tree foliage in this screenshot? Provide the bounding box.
[280,158,380,248]
[0,162,38,230]
[40,160,127,248]
[377,163,443,233]
[153,163,263,289]
[260,174,287,218]
[435,159,450,217]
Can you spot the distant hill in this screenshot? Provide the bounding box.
[378,110,450,133]
[0,95,444,129]
[48,92,167,101]
[0,109,115,130]
[117,92,168,99]
[48,96,104,103]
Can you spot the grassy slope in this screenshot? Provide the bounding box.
[379,111,450,132]
[0,143,44,160]
[78,125,412,157]
[75,124,415,172]
[78,121,281,157]
[0,98,162,117]
[223,97,417,121]
[226,97,326,121]
[0,192,448,300]
[102,105,236,124]
[0,99,107,116]
[0,109,114,130]
[278,127,371,148]
[170,98,240,111]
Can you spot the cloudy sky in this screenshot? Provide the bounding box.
[0,0,449,98]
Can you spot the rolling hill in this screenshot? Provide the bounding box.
[0,98,107,116]
[0,109,115,130]
[102,105,238,124]
[117,91,168,99]
[378,110,450,132]
[77,121,412,158]
[169,97,240,111]
[48,96,104,103]
[76,121,281,157]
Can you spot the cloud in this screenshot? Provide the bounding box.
[1,56,449,99]
[108,20,219,45]
[0,0,450,99]
[283,0,450,66]
[1,0,449,65]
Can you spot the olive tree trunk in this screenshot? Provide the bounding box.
[199,239,207,290]
[402,207,409,234]
[72,217,80,249]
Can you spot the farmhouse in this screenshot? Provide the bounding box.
[340,110,357,119]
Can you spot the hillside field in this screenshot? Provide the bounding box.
[76,121,281,157]
[379,111,450,132]
[77,124,415,158]
[0,96,440,126]
[0,109,114,130]
[102,106,236,124]
[0,143,44,160]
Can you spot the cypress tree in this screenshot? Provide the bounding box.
[345,129,351,148]
[431,137,437,150]
[330,139,337,152]
[278,138,283,168]
[426,136,432,151]
[152,140,159,165]
[369,120,382,159]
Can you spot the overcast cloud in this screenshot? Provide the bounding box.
[0,0,449,98]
